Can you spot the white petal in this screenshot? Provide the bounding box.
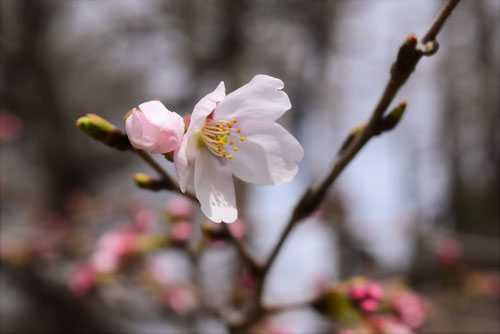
[229,123,303,185]
[174,135,195,193]
[188,81,226,135]
[175,82,225,192]
[194,148,237,223]
[214,75,291,122]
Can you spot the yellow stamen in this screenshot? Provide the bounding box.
[233,147,238,151]
[232,118,237,123]
[218,128,224,132]
[229,141,233,145]
[225,130,230,135]
[236,129,241,133]
[218,140,225,145]
[226,122,231,126]
[240,136,245,141]
[228,154,233,159]
[222,150,226,155]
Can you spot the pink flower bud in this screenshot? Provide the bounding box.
[366,282,383,300]
[338,329,355,334]
[360,298,378,313]
[370,316,413,334]
[125,100,184,154]
[166,196,193,221]
[349,286,368,300]
[91,230,138,272]
[170,221,193,244]
[391,292,427,328]
[162,287,196,315]
[70,265,96,296]
[134,209,157,231]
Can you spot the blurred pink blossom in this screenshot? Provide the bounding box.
[228,219,247,240]
[338,329,355,334]
[125,100,184,154]
[166,196,193,221]
[369,316,414,334]
[134,209,157,231]
[366,282,383,300]
[91,229,139,273]
[360,298,378,313]
[162,286,197,315]
[435,238,463,264]
[391,291,428,328]
[147,256,173,285]
[0,111,23,142]
[70,264,96,296]
[170,221,193,244]
[349,286,368,300]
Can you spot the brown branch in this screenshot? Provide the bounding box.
[222,224,262,274]
[133,149,197,202]
[230,0,461,331]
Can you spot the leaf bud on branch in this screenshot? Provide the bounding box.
[76,114,131,150]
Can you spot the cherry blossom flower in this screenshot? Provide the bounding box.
[175,75,303,222]
[125,100,184,154]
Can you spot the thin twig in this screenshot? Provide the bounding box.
[133,149,197,202]
[222,224,262,274]
[230,0,461,331]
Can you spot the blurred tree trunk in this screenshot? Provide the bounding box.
[440,0,499,235]
[2,0,87,211]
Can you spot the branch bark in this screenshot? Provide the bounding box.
[133,149,197,202]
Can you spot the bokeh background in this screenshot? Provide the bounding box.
[1,0,499,333]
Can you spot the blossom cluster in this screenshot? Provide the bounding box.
[314,277,431,334]
[64,195,250,314]
[124,75,303,223]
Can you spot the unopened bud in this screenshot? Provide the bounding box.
[382,101,407,131]
[76,114,131,150]
[340,123,366,153]
[166,196,193,221]
[366,282,383,300]
[349,286,368,300]
[133,173,166,191]
[360,298,378,313]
